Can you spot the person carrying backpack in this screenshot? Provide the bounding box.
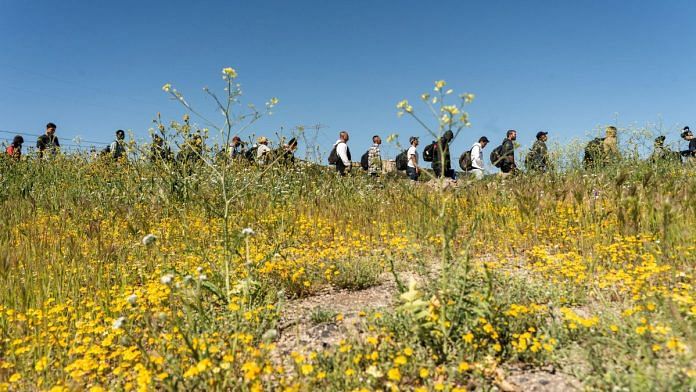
[494,129,517,176]
[406,136,420,181]
[110,130,127,161]
[650,135,680,164]
[432,130,455,179]
[275,137,298,165]
[583,126,620,170]
[5,135,24,161]
[468,136,489,180]
[151,134,173,163]
[366,135,382,176]
[680,127,696,161]
[255,136,272,164]
[525,131,549,173]
[329,131,351,176]
[36,122,60,158]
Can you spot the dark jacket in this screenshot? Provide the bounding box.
[431,138,452,174]
[525,140,548,172]
[682,140,696,158]
[36,134,60,157]
[501,138,516,172]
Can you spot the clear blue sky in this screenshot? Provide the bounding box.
[1,0,695,157]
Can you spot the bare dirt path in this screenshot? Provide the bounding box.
[273,266,583,391]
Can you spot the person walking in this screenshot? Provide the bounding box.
[255,136,272,164]
[36,122,60,158]
[151,134,172,162]
[499,129,518,176]
[680,127,695,161]
[5,135,24,161]
[367,135,382,177]
[333,131,351,176]
[469,136,489,180]
[276,137,298,165]
[228,136,246,161]
[432,130,455,179]
[406,136,420,181]
[651,135,680,164]
[525,131,549,173]
[110,130,127,161]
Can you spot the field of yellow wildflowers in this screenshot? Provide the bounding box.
[1,154,694,391]
[1,71,695,391]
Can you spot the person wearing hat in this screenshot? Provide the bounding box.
[525,131,549,173]
[228,136,246,160]
[469,136,489,180]
[256,136,271,164]
[406,136,420,181]
[680,127,695,160]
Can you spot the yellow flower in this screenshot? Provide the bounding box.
[434,80,446,92]
[222,67,238,79]
[35,356,49,372]
[394,355,407,366]
[419,368,429,378]
[162,83,171,92]
[458,361,470,372]
[9,373,21,383]
[403,347,413,356]
[387,367,401,381]
[463,332,474,343]
[301,364,314,375]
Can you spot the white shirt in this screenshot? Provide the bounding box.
[471,143,484,170]
[407,145,418,168]
[335,140,350,166]
[256,144,271,160]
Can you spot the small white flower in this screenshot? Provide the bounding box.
[160,274,174,285]
[198,274,207,281]
[112,316,126,330]
[142,234,157,246]
[126,294,137,305]
[241,227,255,236]
[196,266,204,274]
[183,275,193,283]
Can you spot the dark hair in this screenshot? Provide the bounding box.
[372,135,380,142]
[506,129,516,137]
[682,130,692,138]
[46,122,57,130]
[12,135,24,146]
[287,137,298,147]
[116,129,125,136]
[443,130,454,141]
[479,136,489,143]
[409,136,418,144]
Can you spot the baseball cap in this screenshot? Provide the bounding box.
[536,131,548,140]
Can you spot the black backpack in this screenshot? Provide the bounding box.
[327,145,339,165]
[244,146,258,162]
[459,149,473,171]
[395,149,409,171]
[360,150,370,170]
[583,137,604,168]
[490,145,504,168]
[423,141,436,162]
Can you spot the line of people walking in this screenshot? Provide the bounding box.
[325,126,696,180]
[5,124,696,180]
